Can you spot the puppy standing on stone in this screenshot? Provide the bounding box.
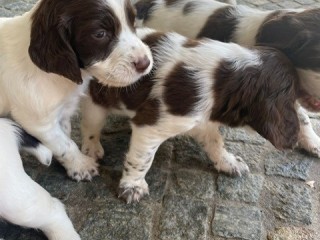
[81,28,304,203]
[133,0,320,157]
[0,0,152,238]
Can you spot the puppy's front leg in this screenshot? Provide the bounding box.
[81,96,108,160]
[119,115,198,203]
[297,106,320,157]
[119,125,162,203]
[23,121,98,181]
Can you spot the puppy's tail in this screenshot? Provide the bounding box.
[0,118,52,166]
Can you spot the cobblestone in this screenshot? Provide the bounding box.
[159,195,208,240]
[1,0,320,240]
[265,181,312,225]
[265,150,313,180]
[217,174,265,203]
[212,205,263,240]
[268,227,315,240]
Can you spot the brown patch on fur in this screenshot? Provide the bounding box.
[256,8,320,71]
[125,0,136,31]
[134,0,157,21]
[89,74,154,111]
[197,6,238,42]
[164,62,201,116]
[132,99,160,126]
[29,0,121,83]
[183,2,198,15]
[165,0,180,6]
[142,31,168,69]
[183,39,201,48]
[142,31,167,48]
[211,47,300,149]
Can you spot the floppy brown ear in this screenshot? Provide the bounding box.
[28,4,83,84]
[249,102,299,149]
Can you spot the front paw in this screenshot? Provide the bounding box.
[118,179,149,203]
[215,153,249,177]
[65,155,99,182]
[298,136,320,158]
[81,139,104,160]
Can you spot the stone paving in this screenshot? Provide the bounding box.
[0,0,320,240]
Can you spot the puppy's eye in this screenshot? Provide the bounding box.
[93,30,107,39]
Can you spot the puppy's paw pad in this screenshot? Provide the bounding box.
[118,180,149,203]
[81,140,104,160]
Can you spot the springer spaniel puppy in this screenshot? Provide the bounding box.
[81,28,302,203]
[0,0,152,238]
[133,0,320,158]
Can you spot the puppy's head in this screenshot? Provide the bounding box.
[256,9,320,111]
[212,47,300,149]
[29,0,152,86]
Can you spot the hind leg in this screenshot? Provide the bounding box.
[0,171,80,240]
[0,119,80,240]
[297,106,320,157]
[188,122,249,176]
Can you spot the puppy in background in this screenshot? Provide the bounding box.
[0,0,152,238]
[133,0,320,157]
[81,28,303,203]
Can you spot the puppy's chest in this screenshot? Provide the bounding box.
[89,75,156,116]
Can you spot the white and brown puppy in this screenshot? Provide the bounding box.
[0,0,152,238]
[81,28,302,203]
[133,0,320,157]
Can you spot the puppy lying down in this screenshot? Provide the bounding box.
[81,28,302,203]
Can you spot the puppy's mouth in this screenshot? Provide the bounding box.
[299,94,320,112]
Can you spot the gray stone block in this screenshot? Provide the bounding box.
[265,181,312,225]
[169,169,216,200]
[159,195,208,240]
[171,136,213,170]
[265,151,313,180]
[212,204,263,240]
[79,201,154,240]
[268,227,315,240]
[221,126,267,145]
[217,174,264,203]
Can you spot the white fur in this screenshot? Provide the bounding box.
[0,119,80,240]
[0,0,152,238]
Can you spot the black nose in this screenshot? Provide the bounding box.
[134,56,150,73]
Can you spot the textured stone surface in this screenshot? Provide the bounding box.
[171,136,213,170]
[265,151,313,180]
[169,169,216,200]
[79,201,154,240]
[1,0,320,240]
[221,126,267,145]
[212,205,263,240]
[268,227,315,240]
[217,174,264,203]
[265,182,312,225]
[159,195,208,240]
